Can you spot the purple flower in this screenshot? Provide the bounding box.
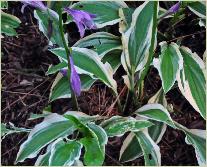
[69,57,81,96]
[159,2,180,19]
[168,2,180,14]
[60,68,68,76]
[21,1,47,13]
[64,8,97,38]
[60,57,81,96]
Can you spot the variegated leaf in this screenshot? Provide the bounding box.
[87,123,108,148]
[153,42,183,93]
[188,1,206,18]
[64,115,105,166]
[122,1,157,74]
[73,32,122,58]
[34,9,63,47]
[135,103,175,128]
[177,46,206,119]
[135,129,161,166]
[46,62,67,75]
[102,49,122,73]
[119,132,142,162]
[15,114,76,163]
[147,89,167,144]
[49,139,82,166]
[174,122,206,165]
[35,144,52,166]
[119,88,167,162]
[64,111,99,123]
[1,11,21,36]
[1,123,30,139]
[119,8,134,33]
[101,116,153,137]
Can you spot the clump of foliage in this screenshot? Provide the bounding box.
[2,1,206,166]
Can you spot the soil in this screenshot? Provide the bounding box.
[1,1,206,166]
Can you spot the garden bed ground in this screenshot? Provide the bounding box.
[1,1,206,166]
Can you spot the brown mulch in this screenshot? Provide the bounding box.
[1,1,206,166]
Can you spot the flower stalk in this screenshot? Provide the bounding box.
[57,2,80,111]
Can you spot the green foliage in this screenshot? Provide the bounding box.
[16,113,77,163]
[48,1,72,12]
[1,11,21,36]
[177,46,206,119]
[101,116,153,137]
[135,103,176,128]
[135,130,161,165]
[49,139,82,166]
[4,1,204,166]
[16,112,108,166]
[175,122,206,165]
[34,9,63,46]
[123,1,155,72]
[73,32,122,58]
[188,1,206,18]
[153,42,182,93]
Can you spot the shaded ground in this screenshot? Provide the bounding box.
[1,1,206,166]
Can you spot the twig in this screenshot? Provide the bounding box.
[2,90,45,98]
[6,69,46,79]
[2,41,24,48]
[18,95,27,106]
[25,98,48,110]
[2,68,44,72]
[2,78,50,113]
[105,152,122,166]
[29,13,39,34]
[2,135,28,157]
[102,85,127,116]
[166,30,206,43]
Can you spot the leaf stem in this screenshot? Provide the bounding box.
[57,3,79,111]
[123,89,132,115]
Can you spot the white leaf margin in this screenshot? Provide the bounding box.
[147,88,167,143]
[16,113,70,162]
[73,32,122,58]
[121,1,155,72]
[174,121,206,165]
[188,2,206,18]
[35,143,52,165]
[153,42,183,93]
[49,138,82,166]
[136,129,161,165]
[119,132,142,162]
[135,103,176,128]
[176,46,205,118]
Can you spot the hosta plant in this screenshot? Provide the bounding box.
[2,1,206,166]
